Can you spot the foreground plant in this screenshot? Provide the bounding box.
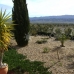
[0,9,14,69]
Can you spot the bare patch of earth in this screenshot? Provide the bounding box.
[10,36,74,74]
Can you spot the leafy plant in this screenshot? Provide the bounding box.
[55,28,61,40]
[36,39,47,44]
[3,49,26,71]
[47,25,54,37]
[64,28,72,37]
[0,9,14,67]
[71,31,74,40]
[55,28,61,34]
[42,47,50,53]
[43,25,49,33]
[37,24,44,33]
[59,33,67,47]
[29,24,38,36]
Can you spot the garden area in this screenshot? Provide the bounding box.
[9,23,74,74]
[0,9,52,74]
[10,35,74,74]
[1,0,74,73]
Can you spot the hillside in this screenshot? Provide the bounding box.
[30,15,74,23]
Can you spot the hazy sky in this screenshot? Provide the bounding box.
[0,0,74,17]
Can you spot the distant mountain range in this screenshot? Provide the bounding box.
[0,4,74,23]
[30,15,74,23]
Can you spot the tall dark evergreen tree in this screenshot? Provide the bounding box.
[12,0,30,47]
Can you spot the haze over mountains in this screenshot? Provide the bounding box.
[30,15,74,23]
[0,4,74,23]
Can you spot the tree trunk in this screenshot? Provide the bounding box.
[0,52,3,67]
[61,40,64,47]
[57,50,60,61]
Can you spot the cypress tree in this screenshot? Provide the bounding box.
[12,0,30,47]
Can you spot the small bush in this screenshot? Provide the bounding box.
[41,38,49,40]
[3,49,26,71]
[59,33,67,47]
[36,39,47,44]
[64,28,72,37]
[55,28,62,40]
[42,47,50,53]
[29,25,37,36]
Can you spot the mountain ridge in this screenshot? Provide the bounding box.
[1,4,74,23]
[30,15,74,23]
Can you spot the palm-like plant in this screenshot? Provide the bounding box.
[59,33,67,47]
[0,9,14,68]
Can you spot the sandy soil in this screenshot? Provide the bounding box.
[10,36,74,74]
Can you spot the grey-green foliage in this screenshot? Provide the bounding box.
[29,24,37,36]
[36,39,47,44]
[55,28,61,34]
[47,25,54,37]
[36,24,50,33]
[43,47,50,53]
[70,29,74,40]
[64,27,72,37]
[42,25,49,33]
[37,24,43,32]
[47,25,54,33]
[55,28,61,40]
[59,33,67,47]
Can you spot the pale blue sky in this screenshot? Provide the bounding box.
[0,0,74,17]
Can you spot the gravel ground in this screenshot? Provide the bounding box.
[10,36,74,74]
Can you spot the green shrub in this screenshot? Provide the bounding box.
[3,48,52,74]
[36,39,47,44]
[64,28,72,37]
[55,28,61,34]
[71,31,74,40]
[3,49,26,71]
[59,33,67,47]
[55,28,61,40]
[47,26,54,37]
[65,28,72,39]
[29,25,37,36]
[42,47,50,53]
